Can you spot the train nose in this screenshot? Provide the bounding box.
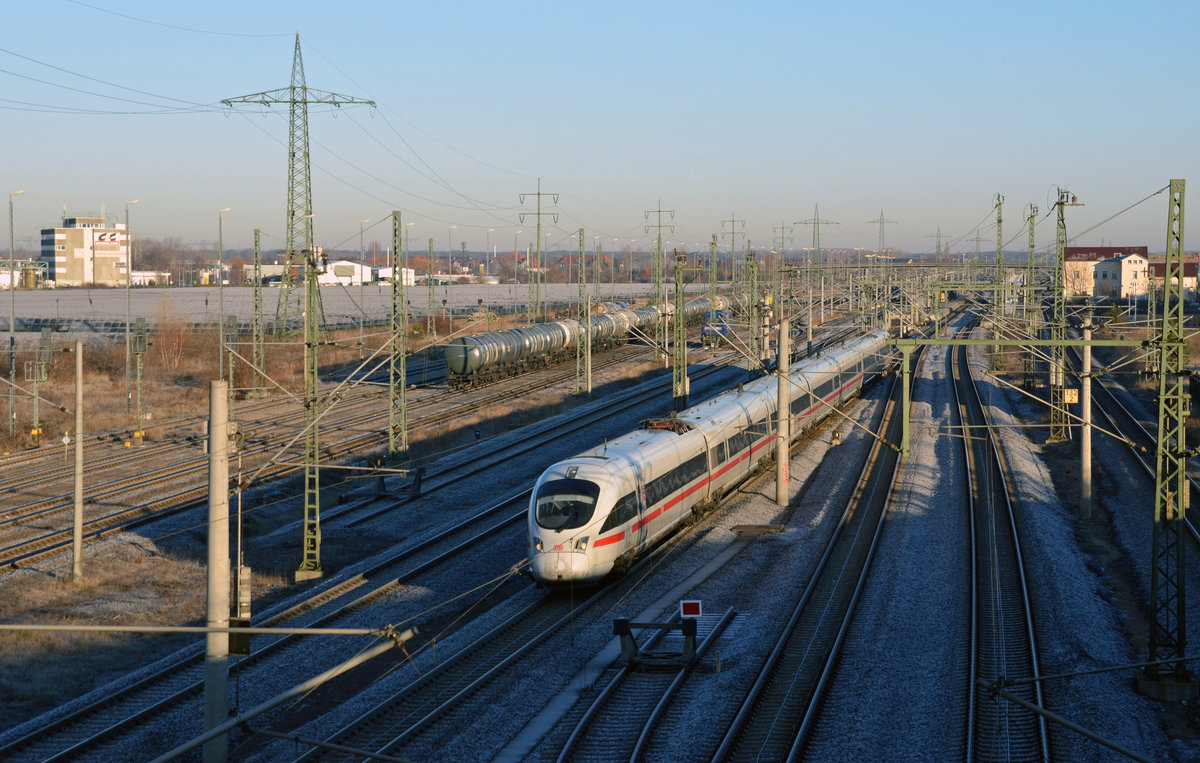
[531,550,591,582]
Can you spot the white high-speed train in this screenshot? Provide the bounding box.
[527,330,893,585]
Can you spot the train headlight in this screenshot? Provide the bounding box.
[534,537,543,552]
[575,537,589,551]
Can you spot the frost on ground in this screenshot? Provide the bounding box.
[979,347,1176,760]
[805,339,970,760]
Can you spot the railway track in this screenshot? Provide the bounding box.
[710,339,909,761]
[0,487,532,762]
[0,335,761,760]
[240,325,876,761]
[1065,344,1200,548]
[293,516,736,763]
[553,608,736,763]
[0,339,668,570]
[953,327,1049,761]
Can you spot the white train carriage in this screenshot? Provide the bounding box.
[528,330,891,585]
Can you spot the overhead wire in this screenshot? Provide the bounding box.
[64,0,291,38]
[0,44,217,110]
[0,65,222,113]
[302,37,651,243]
[301,38,537,182]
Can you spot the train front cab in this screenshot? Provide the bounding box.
[529,461,633,585]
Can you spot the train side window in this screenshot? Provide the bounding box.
[600,492,639,533]
[793,393,811,415]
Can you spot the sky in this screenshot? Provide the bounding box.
[3,0,1198,257]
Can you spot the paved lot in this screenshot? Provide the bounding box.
[1,282,692,341]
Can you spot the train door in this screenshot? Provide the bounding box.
[628,457,651,553]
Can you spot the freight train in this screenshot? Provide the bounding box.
[527,330,893,585]
[443,296,727,388]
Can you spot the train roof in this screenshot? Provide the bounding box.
[555,329,889,464]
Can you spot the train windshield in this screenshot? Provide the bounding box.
[534,478,601,531]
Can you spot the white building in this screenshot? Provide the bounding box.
[376,266,416,285]
[1065,246,1148,299]
[1093,253,1149,299]
[316,260,373,286]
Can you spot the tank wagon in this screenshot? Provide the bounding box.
[527,330,894,585]
[443,296,726,387]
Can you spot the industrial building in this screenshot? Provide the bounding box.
[39,216,128,287]
[317,260,373,286]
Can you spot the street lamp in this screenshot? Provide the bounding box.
[629,239,637,298]
[124,199,138,414]
[359,218,369,360]
[8,189,24,438]
[405,221,414,278]
[218,207,230,381]
[447,225,456,279]
[612,238,619,295]
[486,228,494,275]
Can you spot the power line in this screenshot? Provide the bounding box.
[65,0,290,38]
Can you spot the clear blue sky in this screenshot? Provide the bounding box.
[4,0,1197,257]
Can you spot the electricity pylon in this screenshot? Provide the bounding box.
[645,201,675,358]
[222,34,375,335]
[223,34,375,580]
[773,221,793,311]
[575,228,591,395]
[520,178,558,323]
[866,210,898,264]
[797,205,838,325]
[721,212,747,296]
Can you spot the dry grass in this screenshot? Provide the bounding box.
[0,304,518,452]
[0,536,285,726]
[0,306,664,733]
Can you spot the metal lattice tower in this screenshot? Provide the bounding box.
[748,253,760,377]
[1023,205,1038,385]
[223,36,374,580]
[672,250,693,410]
[645,202,675,359]
[389,211,408,456]
[1049,189,1082,442]
[1147,249,1160,374]
[295,244,325,579]
[867,210,897,264]
[993,194,1005,367]
[575,228,590,395]
[250,229,266,397]
[797,205,838,326]
[708,235,718,320]
[520,179,558,323]
[773,221,793,315]
[721,213,747,300]
[1142,179,1197,699]
[426,238,436,338]
[926,226,945,262]
[222,34,373,334]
